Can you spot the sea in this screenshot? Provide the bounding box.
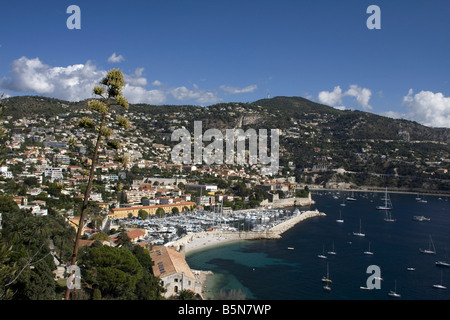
[186,191,450,300]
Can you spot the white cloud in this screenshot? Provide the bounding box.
[170,85,221,104]
[152,80,162,86]
[381,110,405,120]
[125,68,147,87]
[402,89,450,128]
[344,84,372,110]
[318,85,343,106]
[0,56,104,101]
[123,85,167,104]
[220,84,257,94]
[318,84,373,111]
[0,56,223,105]
[107,53,124,63]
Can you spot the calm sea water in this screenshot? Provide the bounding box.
[186,191,450,300]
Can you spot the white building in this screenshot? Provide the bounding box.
[44,167,63,181]
[150,246,202,298]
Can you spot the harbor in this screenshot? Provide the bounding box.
[171,209,326,254]
[110,206,326,252]
[185,191,450,300]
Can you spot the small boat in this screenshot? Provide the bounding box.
[353,219,365,237]
[346,191,356,201]
[407,267,416,271]
[376,187,393,210]
[419,235,436,254]
[412,215,430,222]
[388,280,401,298]
[417,194,428,203]
[321,263,332,283]
[323,283,331,291]
[336,210,344,223]
[384,211,396,222]
[435,249,450,267]
[287,247,295,250]
[327,241,337,255]
[364,242,374,255]
[322,263,332,291]
[432,271,447,290]
[317,245,327,259]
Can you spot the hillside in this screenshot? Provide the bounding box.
[3,95,449,142]
[252,96,450,143]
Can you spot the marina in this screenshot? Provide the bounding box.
[186,191,450,300]
[109,206,325,249]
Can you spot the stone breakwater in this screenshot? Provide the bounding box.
[270,209,326,234]
[170,209,326,254]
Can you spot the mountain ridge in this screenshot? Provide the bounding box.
[2,94,449,143]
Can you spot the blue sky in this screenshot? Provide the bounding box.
[1,0,450,127]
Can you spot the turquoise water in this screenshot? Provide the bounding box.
[186,191,450,300]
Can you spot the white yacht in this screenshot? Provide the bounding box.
[353,219,365,237]
[317,245,327,259]
[433,271,447,290]
[346,191,356,201]
[376,187,393,210]
[388,280,401,298]
[419,235,436,254]
[336,210,344,223]
[364,242,374,255]
[327,241,337,255]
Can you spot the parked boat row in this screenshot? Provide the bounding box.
[110,207,307,246]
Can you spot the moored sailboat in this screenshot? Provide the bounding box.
[353,219,365,237]
[419,235,436,254]
[432,270,447,290]
[376,187,393,210]
[322,263,332,291]
[388,280,401,298]
[364,241,374,255]
[336,210,344,223]
[317,245,327,259]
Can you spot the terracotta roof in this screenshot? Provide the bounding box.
[127,228,145,240]
[150,246,195,280]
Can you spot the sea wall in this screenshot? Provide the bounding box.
[259,193,315,208]
[270,209,326,234]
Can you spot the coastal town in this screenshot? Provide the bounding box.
[0,95,448,300]
[0,96,325,299]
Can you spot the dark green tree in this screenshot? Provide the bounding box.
[79,245,143,299]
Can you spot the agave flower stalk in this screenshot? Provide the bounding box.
[64,69,130,300]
